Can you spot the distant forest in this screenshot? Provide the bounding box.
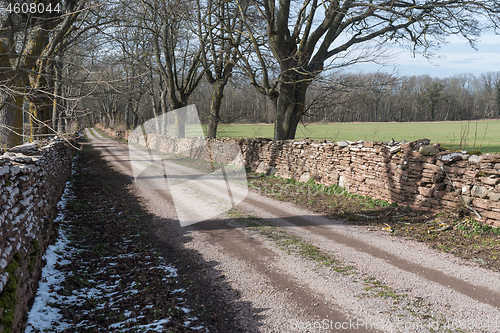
[185,71,500,125]
[84,70,500,131]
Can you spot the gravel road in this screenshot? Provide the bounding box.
[86,129,500,332]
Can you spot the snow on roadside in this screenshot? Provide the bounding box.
[25,156,207,333]
[25,180,74,332]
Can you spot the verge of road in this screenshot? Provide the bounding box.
[84,128,500,332]
[25,134,252,332]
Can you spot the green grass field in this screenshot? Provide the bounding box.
[213,120,500,153]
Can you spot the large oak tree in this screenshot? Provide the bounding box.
[238,0,500,140]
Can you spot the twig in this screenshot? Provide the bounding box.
[356,214,376,219]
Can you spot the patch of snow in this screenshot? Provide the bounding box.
[191,325,205,330]
[25,180,74,333]
[108,317,138,329]
[24,228,72,332]
[157,264,178,277]
[171,288,185,293]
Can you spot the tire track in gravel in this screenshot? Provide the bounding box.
[239,194,500,309]
[85,129,380,332]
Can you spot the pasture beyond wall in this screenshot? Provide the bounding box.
[0,139,74,333]
[126,131,500,227]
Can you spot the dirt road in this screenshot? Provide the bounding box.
[86,128,500,332]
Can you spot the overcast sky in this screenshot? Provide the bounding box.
[351,33,500,79]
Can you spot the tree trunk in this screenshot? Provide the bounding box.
[174,104,186,138]
[273,76,309,140]
[29,95,52,139]
[151,94,160,134]
[160,87,168,135]
[125,96,131,130]
[0,39,24,148]
[0,94,24,149]
[57,112,64,133]
[52,60,62,133]
[133,112,139,130]
[207,81,225,138]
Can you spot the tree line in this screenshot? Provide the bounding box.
[2,0,500,148]
[98,70,499,129]
[303,71,500,123]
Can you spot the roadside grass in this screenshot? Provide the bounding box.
[360,276,407,303]
[230,210,410,301]
[248,174,500,272]
[87,128,97,138]
[229,211,355,274]
[215,120,500,153]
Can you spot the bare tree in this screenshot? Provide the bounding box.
[236,0,500,140]
[130,0,204,138]
[196,0,250,137]
[0,0,121,148]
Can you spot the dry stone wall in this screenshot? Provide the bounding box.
[126,130,500,227]
[0,139,74,333]
[243,138,500,226]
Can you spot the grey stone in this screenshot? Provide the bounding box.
[488,192,500,202]
[10,165,20,176]
[471,185,488,198]
[255,162,269,174]
[299,172,312,183]
[462,195,473,205]
[468,155,482,164]
[0,165,9,176]
[8,143,36,154]
[435,183,446,191]
[390,145,401,153]
[439,152,462,162]
[336,141,349,148]
[3,152,17,158]
[419,146,440,156]
[416,139,431,146]
[339,175,346,188]
[387,140,397,147]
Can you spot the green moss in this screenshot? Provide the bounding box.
[3,180,12,187]
[32,238,40,255]
[28,257,37,273]
[0,255,21,333]
[468,150,481,155]
[4,259,19,275]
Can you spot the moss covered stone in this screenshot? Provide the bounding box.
[0,255,20,333]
